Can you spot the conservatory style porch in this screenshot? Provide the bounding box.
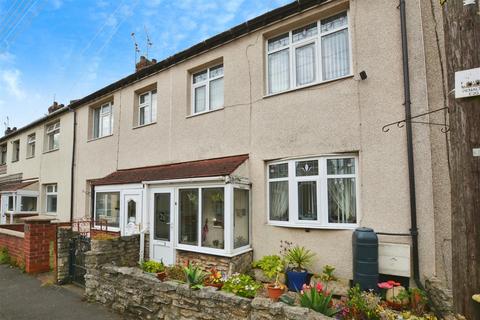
[91,155,252,268]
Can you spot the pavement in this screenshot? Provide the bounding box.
[0,264,123,320]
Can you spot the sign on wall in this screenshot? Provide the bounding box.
[455,67,480,98]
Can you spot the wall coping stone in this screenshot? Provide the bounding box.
[0,228,24,238]
[21,216,57,222]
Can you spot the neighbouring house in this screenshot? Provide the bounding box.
[0,103,74,224]
[0,0,452,290]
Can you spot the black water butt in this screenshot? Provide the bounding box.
[352,227,379,291]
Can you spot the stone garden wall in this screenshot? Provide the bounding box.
[425,277,466,320]
[176,250,253,276]
[56,227,77,284]
[85,265,333,320]
[85,234,140,269]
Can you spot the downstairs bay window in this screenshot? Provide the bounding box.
[268,155,358,228]
[177,184,251,256]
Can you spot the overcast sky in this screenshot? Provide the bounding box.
[0,0,290,129]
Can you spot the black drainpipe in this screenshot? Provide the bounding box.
[68,107,77,224]
[399,0,421,288]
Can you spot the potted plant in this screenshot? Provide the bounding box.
[204,267,224,289]
[266,264,286,301]
[284,245,315,291]
[141,260,166,281]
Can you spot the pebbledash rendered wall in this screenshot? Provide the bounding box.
[85,235,333,320]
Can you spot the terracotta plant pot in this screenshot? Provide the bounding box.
[157,271,167,281]
[205,282,223,290]
[267,284,285,301]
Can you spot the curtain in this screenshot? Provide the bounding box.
[209,77,224,109]
[295,43,316,86]
[151,91,157,122]
[298,181,317,220]
[322,29,350,80]
[269,181,289,221]
[268,49,290,94]
[194,86,206,113]
[328,178,356,223]
[93,108,100,138]
[234,188,249,248]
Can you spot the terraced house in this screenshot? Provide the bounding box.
[0,0,452,289]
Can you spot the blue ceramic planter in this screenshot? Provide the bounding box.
[286,271,308,292]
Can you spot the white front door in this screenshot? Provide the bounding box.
[150,189,175,265]
[123,192,142,235]
[0,195,7,224]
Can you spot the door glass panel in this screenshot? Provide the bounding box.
[179,189,198,245]
[154,193,171,241]
[127,200,137,224]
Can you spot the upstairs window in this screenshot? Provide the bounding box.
[192,64,224,114]
[27,133,36,158]
[93,102,113,138]
[268,155,358,228]
[45,121,60,152]
[12,140,19,162]
[266,12,350,94]
[0,144,6,165]
[45,184,58,213]
[138,90,157,126]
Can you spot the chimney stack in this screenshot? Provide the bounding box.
[4,127,17,136]
[48,101,64,114]
[135,56,156,72]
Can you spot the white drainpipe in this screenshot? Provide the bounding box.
[139,226,148,264]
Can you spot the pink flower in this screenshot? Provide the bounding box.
[378,282,394,289]
[316,283,324,293]
[387,280,401,287]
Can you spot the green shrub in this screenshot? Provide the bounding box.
[252,255,285,280]
[319,264,337,282]
[183,262,206,289]
[284,245,315,272]
[141,260,165,273]
[222,273,261,298]
[299,282,339,317]
[0,247,10,265]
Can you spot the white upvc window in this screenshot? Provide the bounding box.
[45,121,60,152]
[27,133,36,158]
[191,64,224,115]
[95,191,120,228]
[138,90,157,126]
[0,144,6,165]
[266,11,351,95]
[267,155,359,229]
[45,184,58,214]
[93,102,113,138]
[19,195,38,212]
[12,140,20,162]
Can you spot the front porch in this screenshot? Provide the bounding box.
[0,180,41,224]
[88,155,252,271]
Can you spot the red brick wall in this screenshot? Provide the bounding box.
[0,230,25,266]
[23,221,57,273]
[0,224,24,232]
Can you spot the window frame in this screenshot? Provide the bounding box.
[190,64,224,116]
[27,133,36,158]
[45,183,58,214]
[0,143,7,165]
[137,90,157,127]
[18,193,39,213]
[265,10,352,95]
[267,155,359,229]
[11,140,20,162]
[92,102,113,139]
[45,121,60,152]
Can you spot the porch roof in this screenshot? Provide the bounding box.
[91,154,249,186]
[0,180,37,193]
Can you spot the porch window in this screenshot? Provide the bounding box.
[267,155,358,228]
[20,196,37,212]
[0,144,6,165]
[95,192,120,228]
[266,11,350,94]
[27,133,36,158]
[93,102,113,138]
[7,196,15,211]
[45,184,58,213]
[178,185,250,255]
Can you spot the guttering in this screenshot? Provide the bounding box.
[141,176,226,185]
[399,0,421,288]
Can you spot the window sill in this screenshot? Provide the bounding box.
[175,244,252,258]
[26,156,35,160]
[263,74,354,99]
[11,160,19,163]
[43,148,59,154]
[267,222,358,230]
[133,122,157,130]
[186,107,224,119]
[87,134,114,143]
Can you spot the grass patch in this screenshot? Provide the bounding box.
[0,247,11,265]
